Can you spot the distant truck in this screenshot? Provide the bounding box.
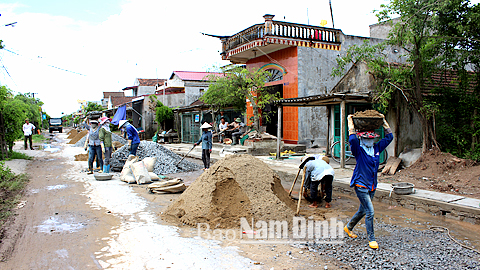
[49,118,63,133]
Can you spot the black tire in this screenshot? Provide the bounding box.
[49,128,52,133]
[59,128,63,133]
[330,141,352,163]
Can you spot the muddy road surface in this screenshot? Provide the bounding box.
[1,131,479,270]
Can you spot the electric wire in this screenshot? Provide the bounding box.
[0,54,17,86]
[3,48,86,76]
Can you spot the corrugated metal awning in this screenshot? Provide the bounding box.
[274,93,371,107]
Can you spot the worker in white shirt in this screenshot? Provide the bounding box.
[22,118,36,150]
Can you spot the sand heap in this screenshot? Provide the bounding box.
[353,110,383,118]
[67,129,78,139]
[68,130,88,144]
[164,154,296,228]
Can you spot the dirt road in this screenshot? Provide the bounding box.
[0,133,264,269]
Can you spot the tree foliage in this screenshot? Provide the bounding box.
[333,0,480,158]
[85,102,103,112]
[200,66,281,131]
[0,87,46,154]
[149,95,173,132]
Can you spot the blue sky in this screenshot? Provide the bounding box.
[0,0,438,117]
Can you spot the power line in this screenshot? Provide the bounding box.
[0,54,17,86]
[3,48,87,76]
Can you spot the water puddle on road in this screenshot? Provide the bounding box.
[36,216,85,234]
[46,184,68,190]
[80,175,260,269]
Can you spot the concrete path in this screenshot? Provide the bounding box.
[165,143,480,224]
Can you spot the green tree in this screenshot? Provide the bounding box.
[149,95,173,132]
[333,0,480,158]
[85,102,103,112]
[200,66,280,131]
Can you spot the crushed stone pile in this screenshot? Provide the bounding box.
[110,141,201,175]
[164,154,296,228]
[73,132,128,147]
[68,130,88,144]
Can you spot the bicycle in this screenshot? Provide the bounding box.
[330,140,388,164]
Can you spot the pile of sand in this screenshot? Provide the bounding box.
[74,153,88,161]
[353,110,383,118]
[68,130,88,144]
[67,129,78,139]
[164,154,296,228]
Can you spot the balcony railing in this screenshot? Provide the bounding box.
[222,20,341,53]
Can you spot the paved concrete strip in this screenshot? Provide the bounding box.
[450,197,480,209]
[410,189,464,203]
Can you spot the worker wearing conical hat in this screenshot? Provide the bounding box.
[195,122,213,170]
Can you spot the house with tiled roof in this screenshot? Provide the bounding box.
[122,78,167,97]
[156,71,223,107]
[101,91,125,108]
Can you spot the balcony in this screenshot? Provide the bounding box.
[218,14,342,63]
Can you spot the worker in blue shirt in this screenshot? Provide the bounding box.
[119,120,141,156]
[344,113,393,250]
[303,155,335,208]
[195,122,213,170]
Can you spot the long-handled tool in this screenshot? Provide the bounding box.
[289,156,315,196]
[296,167,306,215]
[176,144,196,166]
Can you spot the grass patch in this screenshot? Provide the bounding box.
[7,151,32,161]
[32,134,46,143]
[0,162,29,224]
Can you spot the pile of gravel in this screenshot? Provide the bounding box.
[110,141,201,175]
[74,132,128,147]
[304,221,480,269]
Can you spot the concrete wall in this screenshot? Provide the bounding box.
[184,81,209,105]
[296,33,407,147]
[369,18,401,39]
[137,86,156,96]
[141,98,158,139]
[296,34,373,146]
[157,93,185,108]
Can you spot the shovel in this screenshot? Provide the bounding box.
[176,144,196,166]
[289,156,315,196]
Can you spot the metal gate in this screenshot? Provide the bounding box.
[181,112,201,143]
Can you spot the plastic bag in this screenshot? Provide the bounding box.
[142,157,156,172]
[120,155,138,183]
[130,161,152,185]
[149,172,160,181]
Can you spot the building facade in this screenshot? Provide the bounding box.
[212,14,404,146]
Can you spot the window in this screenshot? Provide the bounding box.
[265,69,283,82]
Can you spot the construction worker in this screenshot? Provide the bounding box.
[118,120,140,156]
[194,122,213,170]
[344,114,393,250]
[99,117,112,173]
[303,155,335,208]
[85,120,103,174]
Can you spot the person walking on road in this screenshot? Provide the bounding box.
[119,120,140,156]
[303,155,335,208]
[85,120,103,174]
[195,122,213,170]
[22,118,35,150]
[344,113,393,250]
[99,117,112,173]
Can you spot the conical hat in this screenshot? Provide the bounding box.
[201,122,212,129]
